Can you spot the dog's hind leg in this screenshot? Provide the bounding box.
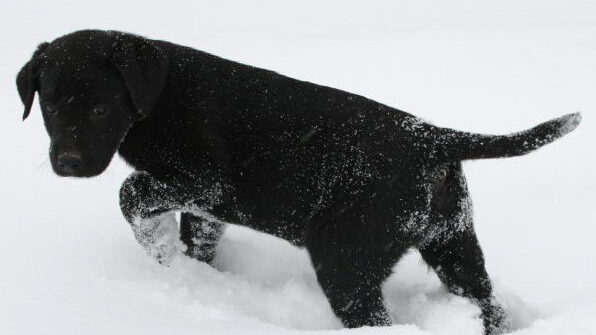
[180,213,224,264]
[306,199,406,328]
[307,242,397,328]
[420,163,510,334]
[419,231,509,334]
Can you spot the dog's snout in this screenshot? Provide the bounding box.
[57,153,83,174]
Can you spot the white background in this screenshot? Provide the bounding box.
[1,1,594,334]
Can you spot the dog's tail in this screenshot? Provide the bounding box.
[433,113,582,161]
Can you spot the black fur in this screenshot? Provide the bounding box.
[18,30,581,334]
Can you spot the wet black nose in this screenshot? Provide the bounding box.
[57,153,83,174]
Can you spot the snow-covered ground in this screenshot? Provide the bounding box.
[1,1,595,334]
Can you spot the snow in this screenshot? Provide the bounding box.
[1,1,595,334]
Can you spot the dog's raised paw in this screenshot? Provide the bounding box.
[131,212,186,266]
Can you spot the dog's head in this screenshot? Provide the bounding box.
[17,30,168,177]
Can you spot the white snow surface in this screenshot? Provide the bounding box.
[1,1,595,334]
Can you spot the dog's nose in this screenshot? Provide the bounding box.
[57,153,83,174]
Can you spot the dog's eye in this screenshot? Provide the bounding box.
[45,106,58,115]
[92,106,109,117]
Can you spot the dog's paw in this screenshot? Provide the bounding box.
[149,241,183,266]
[480,298,512,335]
[131,212,186,266]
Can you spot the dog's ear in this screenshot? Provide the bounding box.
[17,42,49,121]
[112,35,168,118]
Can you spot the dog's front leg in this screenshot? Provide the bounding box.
[180,213,224,264]
[119,171,226,265]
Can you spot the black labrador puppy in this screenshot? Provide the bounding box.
[18,30,580,334]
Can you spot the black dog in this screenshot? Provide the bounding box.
[18,30,580,334]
